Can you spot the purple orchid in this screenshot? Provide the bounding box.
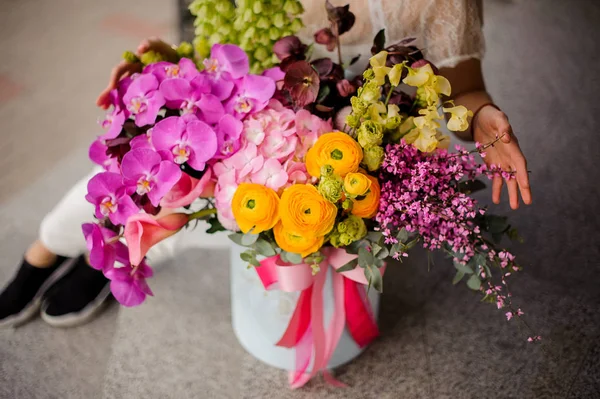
[85,172,139,226]
[145,58,200,83]
[89,139,119,172]
[160,75,225,124]
[214,114,243,160]
[104,260,154,307]
[82,223,129,272]
[225,75,276,119]
[123,74,165,127]
[203,44,249,100]
[99,108,126,140]
[120,148,182,207]
[151,115,218,171]
[129,130,154,151]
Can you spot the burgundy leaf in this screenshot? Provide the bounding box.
[273,35,307,61]
[311,58,334,77]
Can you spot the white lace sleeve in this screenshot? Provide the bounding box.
[420,0,485,69]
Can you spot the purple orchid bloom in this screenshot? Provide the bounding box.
[213,114,243,160]
[82,223,129,272]
[104,260,154,307]
[129,130,154,151]
[145,58,200,83]
[85,172,139,226]
[89,139,119,172]
[151,115,218,171]
[99,108,126,140]
[120,148,182,207]
[225,75,276,119]
[203,44,249,100]
[123,74,165,127]
[160,75,225,124]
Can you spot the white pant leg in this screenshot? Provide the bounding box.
[38,167,182,263]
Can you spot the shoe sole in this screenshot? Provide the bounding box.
[40,283,112,328]
[0,257,77,329]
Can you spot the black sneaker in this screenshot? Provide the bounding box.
[40,256,112,328]
[0,256,75,328]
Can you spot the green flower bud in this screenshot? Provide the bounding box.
[268,26,281,40]
[176,41,194,59]
[350,97,368,117]
[289,17,304,32]
[250,63,263,75]
[122,50,139,64]
[337,215,367,246]
[385,115,402,131]
[345,113,361,128]
[415,86,428,108]
[363,69,375,81]
[359,82,381,103]
[362,145,385,172]
[342,199,353,211]
[242,8,254,22]
[215,1,235,17]
[253,0,263,14]
[329,230,342,247]
[258,33,272,46]
[254,46,269,62]
[273,12,286,28]
[140,50,165,65]
[318,175,344,203]
[357,120,384,147]
[209,32,225,45]
[320,164,335,177]
[256,16,270,29]
[284,0,304,15]
[271,0,284,8]
[339,233,353,246]
[193,37,211,59]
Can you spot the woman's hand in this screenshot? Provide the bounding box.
[473,105,532,209]
[95,37,178,109]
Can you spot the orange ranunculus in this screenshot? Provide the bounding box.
[279,184,337,237]
[344,172,372,197]
[273,222,324,257]
[305,132,363,178]
[231,183,280,234]
[351,174,380,219]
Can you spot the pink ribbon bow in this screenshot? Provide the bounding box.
[255,247,382,389]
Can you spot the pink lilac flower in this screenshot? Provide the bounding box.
[104,260,154,307]
[85,172,139,225]
[160,75,224,124]
[89,139,119,172]
[123,74,165,127]
[120,148,182,207]
[152,115,218,171]
[145,58,200,83]
[225,75,276,119]
[82,223,128,271]
[213,114,244,160]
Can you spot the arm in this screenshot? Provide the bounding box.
[439,59,532,209]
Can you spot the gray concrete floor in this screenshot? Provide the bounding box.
[1,0,600,398]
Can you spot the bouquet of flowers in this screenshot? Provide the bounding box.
[83,0,537,388]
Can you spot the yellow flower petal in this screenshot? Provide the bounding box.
[403,63,434,87]
[433,75,451,96]
[369,51,388,68]
[388,64,403,86]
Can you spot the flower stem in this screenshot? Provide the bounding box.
[188,208,217,221]
[384,85,396,107]
[334,25,343,66]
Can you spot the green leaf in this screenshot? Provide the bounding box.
[316,85,331,103]
[364,264,383,293]
[371,243,383,257]
[405,238,419,250]
[349,54,361,66]
[336,259,358,272]
[397,228,408,243]
[487,215,509,234]
[454,261,474,275]
[241,233,259,246]
[376,246,389,260]
[466,274,481,291]
[254,239,276,257]
[358,247,374,268]
[206,217,226,234]
[367,231,383,244]
[240,250,254,262]
[228,233,245,246]
[457,179,487,194]
[281,251,303,264]
[452,270,465,285]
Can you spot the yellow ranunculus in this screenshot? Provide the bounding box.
[369,51,391,85]
[279,184,337,237]
[305,132,363,178]
[443,105,473,132]
[344,172,372,197]
[273,222,324,257]
[351,173,380,219]
[231,183,280,234]
[403,63,435,87]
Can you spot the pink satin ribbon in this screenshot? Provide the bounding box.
[255,248,382,389]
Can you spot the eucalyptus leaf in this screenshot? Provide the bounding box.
[367,231,383,244]
[376,246,389,260]
[336,259,358,272]
[281,251,303,264]
[240,250,255,262]
[358,247,374,268]
[206,217,226,234]
[487,215,509,234]
[254,239,276,257]
[228,233,245,246]
[371,243,383,257]
[364,264,383,293]
[454,262,474,275]
[452,270,465,285]
[241,233,259,246]
[397,228,408,243]
[466,274,481,291]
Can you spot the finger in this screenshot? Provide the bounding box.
[506,178,519,210]
[136,39,151,56]
[95,90,111,109]
[514,159,532,205]
[492,176,503,204]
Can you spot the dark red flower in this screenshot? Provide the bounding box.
[325,0,356,36]
[283,61,320,107]
[273,35,307,61]
[336,79,356,97]
[314,28,337,51]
